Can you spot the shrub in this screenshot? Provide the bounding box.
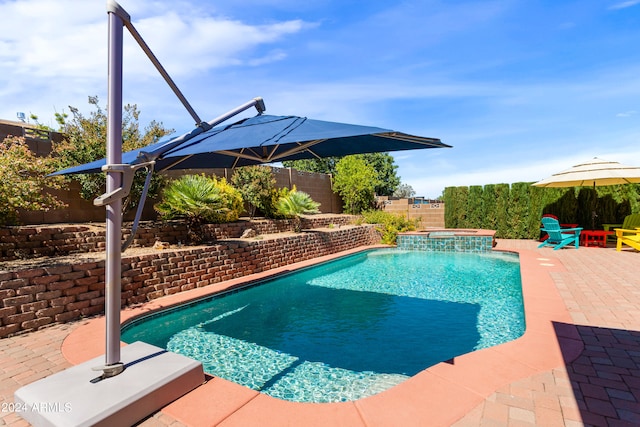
[359,210,418,244]
[0,136,66,226]
[207,177,244,223]
[51,96,171,214]
[262,186,291,219]
[154,174,228,243]
[275,188,321,231]
[230,166,275,218]
[333,156,379,214]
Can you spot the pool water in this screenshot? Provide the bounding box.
[121,249,524,403]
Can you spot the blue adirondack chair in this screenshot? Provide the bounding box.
[538,216,582,250]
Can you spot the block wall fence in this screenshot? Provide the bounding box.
[0,224,380,338]
[17,166,343,225]
[378,197,445,229]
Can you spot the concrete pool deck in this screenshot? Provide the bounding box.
[1,239,639,426]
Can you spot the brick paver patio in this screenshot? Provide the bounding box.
[1,239,639,426]
[454,239,640,427]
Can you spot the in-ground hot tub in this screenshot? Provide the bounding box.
[396,229,496,252]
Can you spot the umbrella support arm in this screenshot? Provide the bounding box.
[121,165,154,252]
[94,161,155,207]
[95,1,267,384]
[205,97,266,128]
[142,97,267,167]
[94,161,155,252]
[106,2,267,131]
[107,0,203,127]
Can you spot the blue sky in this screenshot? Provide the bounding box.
[2,0,640,198]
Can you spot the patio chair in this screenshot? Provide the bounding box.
[604,213,640,244]
[539,214,580,241]
[538,216,582,250]
[606,213,640,230]
[540,214,558,242]
[615,228,640,251]
[540,213,559,241]
[607,213,640,235]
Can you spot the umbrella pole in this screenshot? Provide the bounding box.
[592,181,596,230]
[96,1,127,378]
[95,2,266,379]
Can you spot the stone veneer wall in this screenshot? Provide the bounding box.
[396,231,496,252]
[0,215,355,262]
[0,225,379,338]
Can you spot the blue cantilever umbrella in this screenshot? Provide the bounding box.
[51,108,450,384]
[53,113,449,175]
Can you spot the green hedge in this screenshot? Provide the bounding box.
[443,182,639,239]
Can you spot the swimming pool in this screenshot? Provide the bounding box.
[121,248,524,403]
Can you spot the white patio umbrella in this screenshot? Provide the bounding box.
[532,157,640,229]
[532,157,640,188]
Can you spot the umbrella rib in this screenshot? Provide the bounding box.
[258,144,280,162]
[268,139,327,162]
[158,155,194,172]
[217,150,264,162]
[249,147,266,159]
[379,132,446,147]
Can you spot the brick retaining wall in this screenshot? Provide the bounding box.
[0,225,379,338]
[0,215,355,261]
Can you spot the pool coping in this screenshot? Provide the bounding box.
[61,244,582,427]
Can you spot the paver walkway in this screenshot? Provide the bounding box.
[1,239,638,426]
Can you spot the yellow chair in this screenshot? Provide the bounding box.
[604,213,640,244]
[615,228,640,251]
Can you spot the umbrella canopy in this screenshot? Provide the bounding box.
[532,157,640,188]
[53,114,449,176]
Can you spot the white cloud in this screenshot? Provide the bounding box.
[609,0,640,10]
[0,1,104,78]
[0,0,310,126]
[247,50,288,66]
[0,1,307,79]
[128,14,307,77]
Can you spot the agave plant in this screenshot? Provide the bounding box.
[155,174,228,243]
[275,190,320,232]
